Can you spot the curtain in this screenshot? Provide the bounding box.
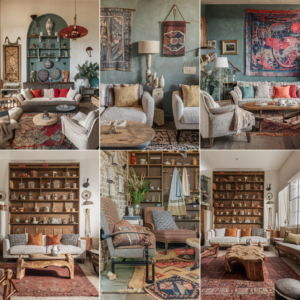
[278,186,289,228]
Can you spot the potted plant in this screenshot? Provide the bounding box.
[127,167,151,216]
[74,61,99,87]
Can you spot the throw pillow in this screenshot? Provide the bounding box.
[181,85,200,107]
[230,90,239,105]
[289,85,297,98]
[274,86,290,99]
[202,90,220,109]
[27,233,43,246]
[79,109,99,130]
[152,210,178,231]
[234,86,242,100]
[8,233,26,247]
[251,228,264,238]
[225,228,237,237]
[44,88,54,99]
[215,228,226,238]
[21,88,34,100]
[59,88,70,97]
[297,88,300,98]
[53,88,59,98]
[269,86,275,99]
[61,234,80,246]
[284,233,300,245]
[254,85,270,99]
[210,105,235,114]
[30,89,42,98]
[114,84,140,107]
[112,220,149,248]
[46,234,61,246]
[240,86,254,99]
[241,228,252,237]
[67,87,78,100]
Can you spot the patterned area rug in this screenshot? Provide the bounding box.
[129,249,199,291]
[201,256,300,299]
[1,113,77,150]
[0,263,99,297]
[146,130,199,150]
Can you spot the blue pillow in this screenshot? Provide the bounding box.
[240,86,254,99]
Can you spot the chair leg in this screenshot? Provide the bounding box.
[246,131,251,143]
[209,138,214,148]
[81,258,85,264]
[176,130,181,142]
[111,258,115,274]
[60,134,66,145]
[165,243,168,255]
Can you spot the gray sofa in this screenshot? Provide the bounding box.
[172,91,199,141]
[16,82,82,112]
[3,234,86,262]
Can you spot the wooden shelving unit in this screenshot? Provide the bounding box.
[128,151,200,231]
[212,171,265,229]
[8,163,80,235]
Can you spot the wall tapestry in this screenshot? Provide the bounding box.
[3,45,21,81]
[100,7,133,71]
[163,21,186,57]
[246,9,300,77]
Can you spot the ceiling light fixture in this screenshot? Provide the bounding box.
[59,0,88,41]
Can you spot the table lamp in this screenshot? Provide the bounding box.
[213,57,229,101]
[138,40,160,86]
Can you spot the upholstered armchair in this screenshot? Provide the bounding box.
[0,110,21,148]
[143,207,197,255]
[61,109,99,149]
[100,198,155,282]
[172,91,199,141]
[200,90,253,148]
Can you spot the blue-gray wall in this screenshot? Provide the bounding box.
[101,0,199,120]
[202,4,300,83]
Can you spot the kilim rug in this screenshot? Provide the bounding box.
[201,256,300,300]
[128,249,199,290]
[146,130,199,150]
[0,112,78,150]
[0,263,99,297]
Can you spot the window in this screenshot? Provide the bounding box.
[289,173,300,227]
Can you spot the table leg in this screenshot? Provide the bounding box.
[16,256,25,280]
[190,249,199,271]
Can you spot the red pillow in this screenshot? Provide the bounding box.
[289,85,297,98]
[59,88,70,97]
[274,86,290,99]
[30,89,42,98]
[53,88,59,98]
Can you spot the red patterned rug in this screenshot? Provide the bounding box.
[201,256,300,299]
[1,113,78,150]
[0,263,99,297]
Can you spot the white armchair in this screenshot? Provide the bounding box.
[172,91,199,142]
[61,109,99,150]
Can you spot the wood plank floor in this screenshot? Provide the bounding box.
[201,135,300,149]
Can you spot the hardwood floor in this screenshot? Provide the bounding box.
[201,135,300,149]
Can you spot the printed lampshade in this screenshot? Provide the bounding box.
[213,57,229,68]
[138,41,160,54]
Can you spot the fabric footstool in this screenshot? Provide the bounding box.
[8,107,23,122]
[275,278,300,299]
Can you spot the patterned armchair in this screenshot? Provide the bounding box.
[100,198,155,282]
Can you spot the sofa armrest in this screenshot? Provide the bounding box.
[144,223,155,232]
[142,91,155,127]
[3,239,10,258]
[172,91,184,121]
[264,231,270,240]
[205,230,213,245]
[218,100,233,107]
[78,238,86,258]
[75,94,82,105]
[61,116,88,136]
[16,94,24,104]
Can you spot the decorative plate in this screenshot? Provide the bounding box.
[81,190,92,200]
[0,191,6,201]
[38,69,49,82]
[50,68,61,80]
[44,59,53,69]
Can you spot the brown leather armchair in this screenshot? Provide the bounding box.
[143,207,197,254]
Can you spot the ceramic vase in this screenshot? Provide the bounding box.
[52,245,58,255]
[46,18,53,36]
[83,78,90,87]
[159,75,165,88]
[134,204,141,216]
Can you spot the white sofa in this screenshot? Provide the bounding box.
[205,228,270,248]
[231,81,300,107]
[3,234,86,261]
[172,91,199,141]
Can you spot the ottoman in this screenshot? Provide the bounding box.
[275,278,300,300]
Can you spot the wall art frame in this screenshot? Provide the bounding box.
[3,44,21,82]
[222,40,238,55]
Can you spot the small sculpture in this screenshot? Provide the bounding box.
[42,111,51,121]
[29,70,36,82]
[83,178,90,188]
[45,18,53,36]
[246,238,252,246]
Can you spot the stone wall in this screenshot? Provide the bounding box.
[100,150,128,271]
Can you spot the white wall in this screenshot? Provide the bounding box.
[0,0,99,91]
[0,151,100,248]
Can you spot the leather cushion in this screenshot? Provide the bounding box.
[275,278,300,299]
[241,228,252,237]
[46,234,61,246]
[27,233,43,246]
[154,229,197,243]
[225,228,237,237]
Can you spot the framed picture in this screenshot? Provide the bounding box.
[3,45,21,81]
[222,40,238,55]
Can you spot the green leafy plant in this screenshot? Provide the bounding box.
[127,167,151,205]
[74,61,99,81]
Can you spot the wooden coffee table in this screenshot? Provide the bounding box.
[225,244,265,281]
[100,120,155,150]
[242,102,300,126]
[33,113,58,126]
[16,253,74,280]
